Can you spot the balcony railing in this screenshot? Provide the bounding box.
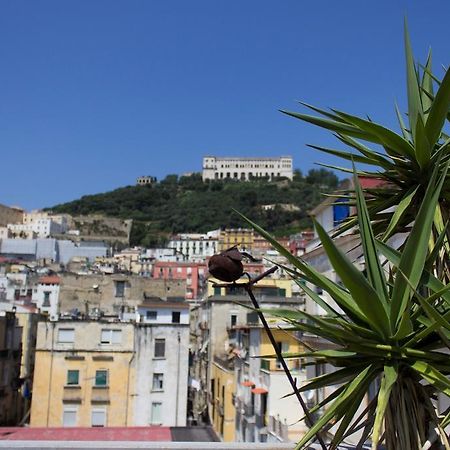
[91,386,110,403]
[267,415,288,441]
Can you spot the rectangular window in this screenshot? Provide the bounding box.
[91,409,106,427]
[62,408,77,427]
[230,314,237,328]
[100,329,122,344]
[115,281,125,297]
[151,402,162,424]
[43,291,51,307]
[146,311,157,320]
[172,311,181,323]
[67,370,79,386]
[152,373,164,391]
[58,328,75,343]
[95,370,108,387]
[276,342,289,369]
[154,339,165,358]
[333,198,350,227]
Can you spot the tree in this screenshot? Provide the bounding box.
[241,23,450,450]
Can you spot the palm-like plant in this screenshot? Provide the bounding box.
[281,24,450,277]
[241,161,450,449]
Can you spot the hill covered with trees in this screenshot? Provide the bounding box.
[48,169,339,246]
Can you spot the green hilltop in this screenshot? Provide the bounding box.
[48,169,338,247]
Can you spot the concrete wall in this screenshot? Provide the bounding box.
[132,324,189,427]
[0,203,23,227]
[58,274,186,315]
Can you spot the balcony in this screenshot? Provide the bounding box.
[91,386,110,404]
[267,415,288,441]
[62,386,82,404]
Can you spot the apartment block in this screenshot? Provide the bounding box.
[30,312,189,428]
[168,230,219,262]
[189,289,306,443]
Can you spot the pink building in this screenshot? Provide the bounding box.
[152,261,207,300]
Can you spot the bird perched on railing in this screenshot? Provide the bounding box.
[208,246,260,283]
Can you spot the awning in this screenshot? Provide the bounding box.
[241,380,255,387]
[251,387,268,394]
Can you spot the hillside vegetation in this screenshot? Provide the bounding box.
[48,169,338,246]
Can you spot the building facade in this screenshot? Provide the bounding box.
[189,290,306,443]
[0,311,23,425]
[30,315,189,428]
[168,231,219,262]
[202,156,293,182]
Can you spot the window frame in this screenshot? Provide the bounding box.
[171,311,181,324]
[66,369,79,386]
[58,328,75,344]
[94,369,108,387]
[62,407,77,427]
[152,373,164,391]
[100,329,122,345]
[150,402,162,425]
[91,408,107,427]
[154,338,165,358]
[146,310,157,321]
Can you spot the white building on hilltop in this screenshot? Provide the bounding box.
[202,156,293,181]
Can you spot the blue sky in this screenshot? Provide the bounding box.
[1,1,449,210]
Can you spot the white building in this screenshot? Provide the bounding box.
[8,211,68,239]
[202,156,293,181]
[168,230,219,262]
[32,275,61,320]
[133,299,189,427]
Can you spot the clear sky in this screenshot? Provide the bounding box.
[1,1,449,210]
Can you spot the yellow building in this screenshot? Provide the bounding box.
[207,276,292,299]
[218,228,254,252]
[30,321,135,427]
[211,358,236,441]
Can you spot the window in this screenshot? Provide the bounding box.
[43,291,51,307]
[91,409,106,427]
[151,402,162,424]
[154,339,165,358]
[67,370,79,386]
[58,328,75,343]
[276,342,289,369]
[100,329,122,344]
[172,311,181,324]
[62,408,77,427]
[95,370,108,387]
[146,311,157,320]
[230,314,237,328]
[333,198,350,227]
[115,281,125,297]
[152,373,164,391]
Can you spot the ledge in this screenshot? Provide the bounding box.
[0,443,297,449]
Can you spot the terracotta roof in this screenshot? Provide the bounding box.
[39,275,60,285]
[251,387,268,394]
[0,426,172,441]
[358,176,388,189]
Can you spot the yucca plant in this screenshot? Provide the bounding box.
[281,23,450,278]
[240,159,450,449]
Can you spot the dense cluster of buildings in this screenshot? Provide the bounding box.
[0,176,374,444]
